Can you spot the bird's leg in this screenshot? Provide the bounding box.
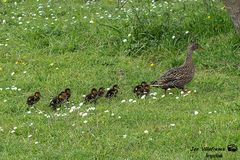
[164,89,167,95]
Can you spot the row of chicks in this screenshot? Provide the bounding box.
[26,82,150,110]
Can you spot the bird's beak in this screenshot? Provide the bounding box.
[198,46,205,51]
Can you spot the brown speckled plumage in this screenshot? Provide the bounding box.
[85,88,98,103]
[133,82,150,97]
[105,85,119,98]
[27,92,41,107]
[151,43,202,93]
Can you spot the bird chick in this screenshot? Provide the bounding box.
[105,85,119,98]
[133,83,144,97]
[64,88,71,101]
[85,88,98,103]
[97,87,105,97]
[49,94,64,110]
[27,91,41,108]
[143,83,150,96]
[133,82,150,97]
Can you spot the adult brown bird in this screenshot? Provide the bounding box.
[151,43,203,94]
[27,91,41,108]
[105,85,119,98]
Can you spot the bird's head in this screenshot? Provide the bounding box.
[98,87,105,92]
[34,92,41,97]
[141,81,147,86]
[188,43,204,52]
[144,84,150,90]
[65,88,71,94]
[113,84,119,90]
[91,88,98,94]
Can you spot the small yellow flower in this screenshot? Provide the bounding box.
[15,61,21,64]
[207,16,211,19]
[15,60,26,65]
[150,63,155,67]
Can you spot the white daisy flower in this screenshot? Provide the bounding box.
[170,123,175,127]
[10,130,15,133]
[123,134,127,138]
[128,99,133,102]
[144,130,149,134]
[141,95,146,99]
[194,111,199,115]
[121,100,126,103]
[82,112,88,117]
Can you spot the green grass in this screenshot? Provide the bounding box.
[0,0,240,159]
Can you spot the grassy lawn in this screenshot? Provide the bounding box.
[0,0,239,159]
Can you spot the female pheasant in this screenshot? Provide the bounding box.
[151,43,203,94]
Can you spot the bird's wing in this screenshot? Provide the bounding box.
[27,96,34,102]
[159,67,183,82]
